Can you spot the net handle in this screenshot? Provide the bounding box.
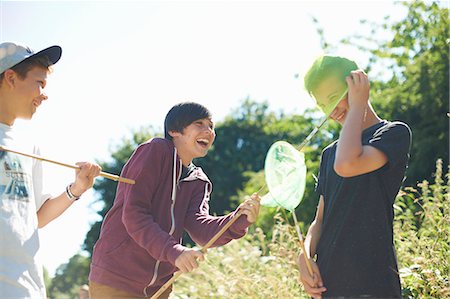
[297,117,328,151]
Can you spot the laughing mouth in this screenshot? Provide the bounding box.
[197,138,210,147]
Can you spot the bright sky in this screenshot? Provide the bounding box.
[1,0,407,277]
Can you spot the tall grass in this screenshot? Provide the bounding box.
[172,160,449,298]
[173,215,307,299]
[395,159,449,298]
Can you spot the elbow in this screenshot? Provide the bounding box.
[37,219,48,229]
[36,211,49,229]
[309,218,322,235]
[334,160,355,177]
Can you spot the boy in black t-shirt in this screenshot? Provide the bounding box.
[297,56,411,299]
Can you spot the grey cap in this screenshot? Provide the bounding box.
[0,42,62,74]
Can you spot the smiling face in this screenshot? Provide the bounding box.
[0,66,49,125]
[170,117,216,166]
[312,75,348,125]
[13,67,49,120]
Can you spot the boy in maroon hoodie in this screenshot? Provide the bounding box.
[89,102,260,298]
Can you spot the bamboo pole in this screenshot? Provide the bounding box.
[0,146,135,185]
[150,210,244,299]
[292,211,314,276]
[297,117,328,152]
[152,116,329,299]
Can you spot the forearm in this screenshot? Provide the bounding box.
[37,192,74,228]
[36,161,100,228]
[186,211,249,247]
[36,182,86,228]
[299,219,327,296]
[304,219,322,258]
[335,70,371,170]
[335,104,366,167]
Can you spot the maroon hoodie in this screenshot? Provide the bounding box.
[89,138,250,297]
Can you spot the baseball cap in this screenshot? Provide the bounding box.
[0,42,62,74]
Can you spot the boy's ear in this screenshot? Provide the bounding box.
[2,69,18,88]
[168,130,182,138]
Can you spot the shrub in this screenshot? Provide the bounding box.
[170,160,449,298]
[395,159,449,298]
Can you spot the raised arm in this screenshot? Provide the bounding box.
[334,70,388,177]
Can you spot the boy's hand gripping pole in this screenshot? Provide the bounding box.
[150,210,244,299]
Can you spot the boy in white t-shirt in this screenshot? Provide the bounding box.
[0,42,101,298]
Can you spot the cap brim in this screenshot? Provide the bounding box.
[30,45,62,65]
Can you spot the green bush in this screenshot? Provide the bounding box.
[395,159,449,298]
[173,215,308,299]
[173,160,449,298]
[44,160,447,298]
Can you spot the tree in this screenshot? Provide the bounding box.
[82,100,336,255]
[47,254,90,299]
[194,99,340,241]
[43,267,52,296]
[195,98,337,215]
[342,0,449,185]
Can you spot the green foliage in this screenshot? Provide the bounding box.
[52,2,449,297]
[394,159,450,298]
[233,143,324,241]
[172,161,449,298]
[173,217,309,298]
[82,99,335,254]
[43,267,52,296]
[47,254,91,299]
[196,98,337,215]
[49,160,449,298]
[343,0,449,185]
[82,102,332,256]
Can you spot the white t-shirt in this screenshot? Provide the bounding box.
[0,123,51,298]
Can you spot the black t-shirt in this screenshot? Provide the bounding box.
[316,120,411,298]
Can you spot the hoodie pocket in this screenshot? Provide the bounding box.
[104,237,130,255]
[100,237,158,285]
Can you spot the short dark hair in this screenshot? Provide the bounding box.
[0,55,52,86]
[164,102,212,140]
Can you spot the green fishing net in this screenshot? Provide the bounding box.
[260,56,359,211]
[261,141,307,211]
[304,55,358,116]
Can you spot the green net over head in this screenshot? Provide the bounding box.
[304,55,358,116]
[261,141,307,211]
